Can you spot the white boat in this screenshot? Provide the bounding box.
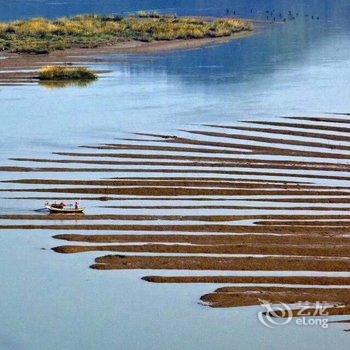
[45,204,84,214]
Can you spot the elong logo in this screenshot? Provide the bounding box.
[257,299,331,329]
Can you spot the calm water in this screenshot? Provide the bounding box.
[0,0,350,349]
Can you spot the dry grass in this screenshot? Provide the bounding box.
[0,13,252,53]
[38,66,97,80]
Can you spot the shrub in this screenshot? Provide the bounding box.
[10,39,50,54]
[15,18,59,36]
[38,66,98,80]
[0,38,6,50]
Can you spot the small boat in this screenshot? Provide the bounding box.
[45,202,84,214]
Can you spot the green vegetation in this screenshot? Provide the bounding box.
[0,13,252,54]
[38,66,97,80]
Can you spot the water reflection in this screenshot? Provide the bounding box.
[39,79,96,89]
[99,10,349,88]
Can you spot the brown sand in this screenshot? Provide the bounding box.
[258,220,350,226]
[1,179,332,189]
[141,275,350,284]
[9,155,350,172]
[53,150,350,168]
[247,120,350,133]
[162,137,350,159]
[52,243,350,257]
[181,129,350,151]
[5,213,350,222]
[200,286,350,310]
[287,116,350,124]
[2,167,350,181]
[3,186,350,196]
[76,144,249,155]
[12,196,350,203]
[3,223,350,234]
[204,124,350,142]
[53,233,349,245]
[90,255,350,271]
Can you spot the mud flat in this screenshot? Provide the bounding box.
[5,213,350,221]
[52,243,350,257]
[141,275,350,284]
[5,186,350,196]
[9,157,350,172]
[200,286,350,313]
[2,115,350,325]
[90,255,350,271]
[3,223,350,235]
[53,233,349,245]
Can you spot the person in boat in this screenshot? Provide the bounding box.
[75,202,79,210]
[51,202,66,209]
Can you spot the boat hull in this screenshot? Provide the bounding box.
[45,205,84,214]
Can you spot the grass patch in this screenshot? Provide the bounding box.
[38,66,97,80]
[0,13,252,54]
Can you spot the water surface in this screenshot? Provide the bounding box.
[0,1,350,349]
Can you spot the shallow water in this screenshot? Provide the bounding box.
[0,230,348,350]
[1,0,350,349]
[1,1,350,162]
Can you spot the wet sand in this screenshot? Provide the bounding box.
[223,125,350,142]
[181,128,350,151]
[3,168,350,184]
[2,179,339,189]
[52,243,350,257]
[10,196,350,203]
[4,213,350,221]
[2,223,350,234]
[200,286,350,312]
[141,275,350,285]
[53,233,349,245]
[90,255,350,271]
[2,115,350,323]
[7,157,350,172]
